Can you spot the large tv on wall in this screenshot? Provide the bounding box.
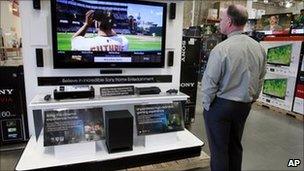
[256,13,292,35]
[266,44,292,66]
[262,79,288,99]
[51,0,167,68]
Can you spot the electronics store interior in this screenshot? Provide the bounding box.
[0,0,303,171]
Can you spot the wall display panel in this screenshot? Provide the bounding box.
[261,41,302,77]
[134,102,184,135]
[51,0,167,68]
[258,72,297,111]
[44,107,104,146]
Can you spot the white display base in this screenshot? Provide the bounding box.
[29,93,189,110]
[145,132,178,147]
[54,141,96,159]
[15,129,203,171]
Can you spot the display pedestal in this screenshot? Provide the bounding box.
[145,132,178,147]
[54,141,96,159]
[16,93,204,170]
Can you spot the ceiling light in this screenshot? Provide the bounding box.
[285,1,292,8]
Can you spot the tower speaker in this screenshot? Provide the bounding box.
[36,48,43,67]
[105,110,133,153]
[33,0,41,10]
[169,3,176,19]
[168,51,174,66]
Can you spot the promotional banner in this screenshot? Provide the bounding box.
[0,66,28,144]
[134,102,184,135]
[38,75,172,86]
[179,36,201,124]
[44,107,104,146]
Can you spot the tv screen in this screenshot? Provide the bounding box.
[51,0,167,68]
[266,44,292,66]
[263,79,287,99]
[256,13,292,35]
[291,13,304,34]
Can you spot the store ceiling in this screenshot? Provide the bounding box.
[254,0,303,8]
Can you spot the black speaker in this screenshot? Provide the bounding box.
[33,0,41,10]
[36,48,43,67]
[168,51,174,66]
[105,110,133,153]
[169,3,176,19]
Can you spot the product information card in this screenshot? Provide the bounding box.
[134,102,184,135]
[44,107,104,146]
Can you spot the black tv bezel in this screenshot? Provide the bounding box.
[257,12,293,36]
[262,78,288,100]
[51,0,167,69]
[266,44,292,66]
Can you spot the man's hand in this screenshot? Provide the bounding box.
[73,10,94,38]
[84,10,94,27]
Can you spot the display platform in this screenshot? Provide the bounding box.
[16,129,203,171]
[29,93,189,110]
[15,92,204,170]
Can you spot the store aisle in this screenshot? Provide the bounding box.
[190,85,304,171]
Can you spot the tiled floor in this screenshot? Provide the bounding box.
[1,86,303,171]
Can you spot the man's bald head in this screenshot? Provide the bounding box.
[227,4,248,26]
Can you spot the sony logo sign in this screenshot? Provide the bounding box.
[0,89,14,95]
[181,40,186,62]
[180,83,195,87]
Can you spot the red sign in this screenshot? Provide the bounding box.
[295,83,304,99]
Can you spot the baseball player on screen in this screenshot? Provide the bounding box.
[72,10,129,51]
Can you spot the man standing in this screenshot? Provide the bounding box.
[202,5,266,171]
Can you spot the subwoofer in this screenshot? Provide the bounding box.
[105,110,133,153]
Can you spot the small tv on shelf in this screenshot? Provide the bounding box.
[266,44,292,66]
[262,78,287,100]
[51,0,167,68]
[256,13,292,35]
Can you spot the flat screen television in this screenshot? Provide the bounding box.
[291,13,304,34]
[51,0,167,68]
[256,13,292,35]
[266,44,292,66]
[262,78,287,99]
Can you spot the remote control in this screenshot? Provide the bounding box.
[44,94,51,101]
[166,89,178,94]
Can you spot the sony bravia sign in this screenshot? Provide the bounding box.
[0,89,14,95]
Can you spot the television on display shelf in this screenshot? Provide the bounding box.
[256,13,292,35]
[266,44,292,66]
[262,78,288,100]
[291,11,304,34]
[51,0,167,68]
